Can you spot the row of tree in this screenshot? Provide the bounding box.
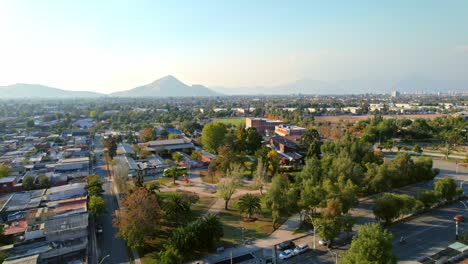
[373,177,462,225]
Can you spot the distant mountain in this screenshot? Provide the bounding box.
[111,75,220,97]
[214,79,338,95]
[0,83,104,98]
[392,76,468,94]
[212,76,468,95]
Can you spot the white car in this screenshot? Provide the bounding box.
[293,243,309,255]
[319,239,330,246]
[279,249,294,260]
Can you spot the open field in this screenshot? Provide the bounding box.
[314,113,448,124]
[214,117,246,126]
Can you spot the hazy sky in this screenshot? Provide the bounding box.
[1,0,467,93]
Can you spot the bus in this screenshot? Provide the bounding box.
[163,166,187,177]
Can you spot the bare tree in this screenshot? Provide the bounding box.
[217,163,243,210]
[253,157,267,194]
[113,158,129,194]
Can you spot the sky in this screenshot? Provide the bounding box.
[0,0,467,93]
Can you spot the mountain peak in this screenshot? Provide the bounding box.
[111,75,220,97]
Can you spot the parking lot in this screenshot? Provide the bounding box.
[274,236,347,264]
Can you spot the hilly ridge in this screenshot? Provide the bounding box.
[110,75,219,97]
[0,83,104,98]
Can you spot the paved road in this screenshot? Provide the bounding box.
[94,135,130,264]
[391,200,468,261]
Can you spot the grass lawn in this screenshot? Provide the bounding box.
[217,196,276,247]
[145,176,177,187]
[214,117,246,127]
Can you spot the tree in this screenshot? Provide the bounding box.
[166,166,180,185]
[159,245,182,264]
[314,217,342,246]
[172,152,183,163]
[373,193,420,225]
[213,145,237,174]
[341,223,397,264]
[244,127,263,154]
[146,181,160,193]
[0,165,10,178]
[237,193,262,219]
[89,196,106,216]
[266,150,280,176]
[168,214,223,257]
[140,127,156,142]
[299,129,320,149]
[85,175,104,196]
[22,176,35,189]
[113,158,129,193]
[168,133,179,139]
[38,175,50,187]
[113,188,160,250]
[418,190,438,208]
[434,177,458,201]
[252,157,267,194]
[190,150,201,161]
[201,122,227,153]
[413,144,423,153]
[162,193,199,225]
[265,175,291,228]
[102,135,117,159]
[373,193,402,225]
[217,164,243,210]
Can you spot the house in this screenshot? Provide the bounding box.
[46,183,87,201]
[123,155,169,177]
[246,118,283,135]
[116,143,134,156]
[0,176,18,193]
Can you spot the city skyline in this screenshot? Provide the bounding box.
[1,0,467,93]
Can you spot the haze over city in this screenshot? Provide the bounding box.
[1,0,468,94]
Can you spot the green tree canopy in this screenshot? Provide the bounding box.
[341,223,397,264]
[85,175,104,196]
[89,195,106,216]
[201,122,227,153]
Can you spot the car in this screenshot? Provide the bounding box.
[96,225,103,234]
[454,215,464,222]
[276,240,295,251]
[293,243,309,255]
[319,239,330,246]
[279,249,294,260]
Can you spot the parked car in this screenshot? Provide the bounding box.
[276,240,295,251]
[293,243,309,255]
[319,239,330,246]
[279,249,294,260]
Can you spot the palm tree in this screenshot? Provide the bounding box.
[201,214,224,248]
[162,193,191,225]
[237,193,262,219]
[166,166,179,184]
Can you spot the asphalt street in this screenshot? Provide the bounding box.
[94,136,130,264]
[391,200,468,261]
